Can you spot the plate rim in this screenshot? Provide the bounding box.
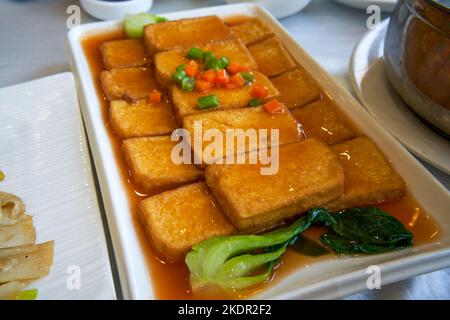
[349,19,450,175]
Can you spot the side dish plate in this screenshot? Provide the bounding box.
[0,73,116,299]
[67,3,450,300]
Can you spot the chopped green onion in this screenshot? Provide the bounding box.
[249,98,261,107]
[181,77,195,92]
[187,47,204,60]
[203,51,216,63]
[172,70,186,84]
[240,72,254,84]
[198,95,220,109]
[124,13,168,38]
[176,64,186,73]
[16,289,38,300]
[204,58,219,70]
[217,57,230,69]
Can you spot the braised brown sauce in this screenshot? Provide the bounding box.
[81,24,440,300]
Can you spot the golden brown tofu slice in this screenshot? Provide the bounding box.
[139,182,236,261]
[291,98,357,145]
[144,16,231,55]
[205,138,344,232]
[171,71,279,120]
[229,18,273,45]
[326,137,406,211]
[110,99,178,139]
[100,67,159,102]
[154,39,257,87]
[100,39,150,70]
[182,105,302,166]
[123,136,203,194]
[248,37,296,77]
[271,67,322,109]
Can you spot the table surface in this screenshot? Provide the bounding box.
[1,0,449,300]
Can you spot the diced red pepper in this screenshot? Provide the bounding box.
[263,99,284,114]
[229,73,246,88]
[202,69,216,83]
[225,82,238,89]
[196,79,212,93]
[148,89,162,103]
[215,69,230,86]
[251,85,269,99]
[227,62,251,74]
[184,60,199,77]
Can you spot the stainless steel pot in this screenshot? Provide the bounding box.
[384,0,450,136]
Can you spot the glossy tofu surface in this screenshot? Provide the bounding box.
[271,68,321,109]
[229,18,273,45]
[249,37,296,77]
[326,137,406,211]
[291,98,357,145]
[171,71,279,120]
[182,105,302,165]
[154,39,257,87]
[100,67,159,102]
[110,99,178,139]
[123,136,203,194]
[205,138,344,232]
[144,16,231,55]
[100,39,149,70]
[139,182,236,261]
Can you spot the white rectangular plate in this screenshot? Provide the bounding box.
[67,3,450,300]
[0,73,116,299]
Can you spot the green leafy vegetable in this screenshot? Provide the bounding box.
[290,235,330,257]
[316,207,413,254]
[16,289,38,300]
[186,207,413,293]
[124,13,168,38]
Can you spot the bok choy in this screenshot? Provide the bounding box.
[185,207,413,293]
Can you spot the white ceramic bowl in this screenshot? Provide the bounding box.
[80,0,153,21]
[226,0,311,19]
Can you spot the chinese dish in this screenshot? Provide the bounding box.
[81,14,439,299]
[0,185,54,300]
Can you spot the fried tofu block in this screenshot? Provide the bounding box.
[139,182,236,261]
[110,99,177,139]
[205,138,344,232]
[100,67,158,102]
[229,18,273,45]
[182,105,302,166]
[271,68,322,109]
[291,98,357,145]
[144,16,231,55]
[326,137,406,211]
[249,37,296,77]
[100,39,150,70]
[123,136,203,193]
[154,39,257,87]
[171,71,279,120]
